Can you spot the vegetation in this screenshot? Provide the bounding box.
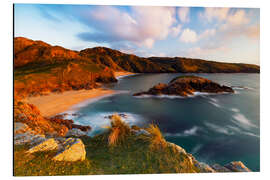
[146,124,167,150]
[14,116,199,176]
[108,114,132,146]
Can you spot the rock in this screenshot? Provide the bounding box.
[65,128,88,137]
[167,142,187,154]
[195,162,216,173]
[14,122,46,145]
[53,138,86,161]
[224,161,251,172]
[27,138,58,153]
[211,164,231,172]
[133,75,234,97]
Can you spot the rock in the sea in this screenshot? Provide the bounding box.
[133,75,234,97]
[224,161,251,172]
[53,138,86,162]
[27,138,59,153]
[65,128,88,137]
[211,164,231,172]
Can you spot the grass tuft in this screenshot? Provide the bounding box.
[108,114,131,146]
[146,124,167,150]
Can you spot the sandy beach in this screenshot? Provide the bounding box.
[26,71,134,117]
[26,88,115,117]
[114,71,135,78]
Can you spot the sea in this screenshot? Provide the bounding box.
[64,73,260,171]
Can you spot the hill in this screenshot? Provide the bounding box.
[14,37,260,97]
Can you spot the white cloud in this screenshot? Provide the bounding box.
[178,7,190,23]
[227,10,249,25]
[85,6,176,49]
[202,7,230,22]
[198,28,216,40]
[179,28,198,43]
[171,24,182,37]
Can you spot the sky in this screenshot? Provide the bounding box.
[14,4,260,65]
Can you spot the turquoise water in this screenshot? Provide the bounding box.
[68,73,260,171]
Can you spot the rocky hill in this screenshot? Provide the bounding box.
[133,75,234,97]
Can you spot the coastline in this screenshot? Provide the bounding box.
[26,71,135,117]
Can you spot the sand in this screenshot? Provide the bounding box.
[26,72,134,117]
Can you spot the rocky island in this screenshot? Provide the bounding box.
[133,75,234,97]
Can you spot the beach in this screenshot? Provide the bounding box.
[26,71,134,117]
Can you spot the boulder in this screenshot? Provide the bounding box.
[224,161,251,172]
[27,138,58,153]
[195,162,216,173]
[211,164,230,172]
[53,138,86,162]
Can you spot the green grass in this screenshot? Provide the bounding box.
[14,131,199,176]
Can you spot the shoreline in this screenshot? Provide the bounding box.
[26,71,134,117]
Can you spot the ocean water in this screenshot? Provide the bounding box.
[66,73,260,171]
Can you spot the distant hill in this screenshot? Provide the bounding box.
[14,37,259,73]
[14,37,260,97]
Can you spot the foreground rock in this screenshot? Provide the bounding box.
[53,138,86,161]
[27,138,58,153]
[224,161,251,172]
[133,75,234,97]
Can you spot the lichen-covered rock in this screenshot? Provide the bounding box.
[65,128,87,137]
[195,162,216,173]
[53,138,86,162]
[167,142,187,154]
[211,164,230,172]
[14,122,46,145]
[224,161,251,172]
[27,138,58,153]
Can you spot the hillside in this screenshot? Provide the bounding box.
[14,37,260,97]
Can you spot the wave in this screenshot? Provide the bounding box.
[204,122,234,135]
[116,73,138,80]
[232,113,258,129]
[227,125,259,138]
[134,91,229,99]
[75,112,144,136]
[164,126,200,137]
[231,86,253,90]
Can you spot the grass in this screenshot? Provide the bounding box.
[14,119,199,176]
[108,114,131,146]
[146,124,167,150]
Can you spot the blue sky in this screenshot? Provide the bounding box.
[14,4,260,65]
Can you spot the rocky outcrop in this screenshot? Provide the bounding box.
[27,138,59,153]
[166,142,251,173]
[211,164,230,172]
[133,76,234,97]
[53,138,86,161]
[224,161,251,172]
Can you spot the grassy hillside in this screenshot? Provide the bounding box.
[14,115,199,176]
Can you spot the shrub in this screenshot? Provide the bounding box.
[146,124,167,150]
[108,114,131,146]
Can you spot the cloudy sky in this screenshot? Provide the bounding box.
[14,4,260,65]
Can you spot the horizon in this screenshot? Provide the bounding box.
[14,4,260,65]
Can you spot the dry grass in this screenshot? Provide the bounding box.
[146,124,167,150]
[108,114,131,146]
